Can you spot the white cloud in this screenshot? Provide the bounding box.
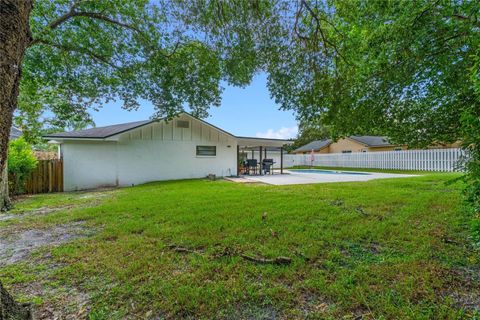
[255,126,298,139]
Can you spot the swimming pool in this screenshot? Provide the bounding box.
[289,169,371,176]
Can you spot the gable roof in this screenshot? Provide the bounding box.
[10,127,22,140]
[293,139,332,153]
[43,120,153,139]
[42,113,292,146]
[348,136,394,147]
[42,113,234,140]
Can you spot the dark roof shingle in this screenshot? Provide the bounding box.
[43,120,153,139]
[293,139,332,153]
[348,136,393,147]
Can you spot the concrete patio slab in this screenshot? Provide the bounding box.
[238,169,418,185]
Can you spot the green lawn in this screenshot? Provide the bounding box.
[1,173,479,319]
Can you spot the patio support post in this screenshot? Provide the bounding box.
[280,147,284,174]
[259,146,263,175]
[264,148,267,159]
[236,145,240,176]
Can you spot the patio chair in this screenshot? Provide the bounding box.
[246,159,258,175]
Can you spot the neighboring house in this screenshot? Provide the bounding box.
[292,136,405,154]
[292,139,333,154]
[44,113,291,191]
[333,136,406,153]
[9,127,22,140]
[293,136,460,154]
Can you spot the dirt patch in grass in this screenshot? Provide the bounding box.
[443,267,480,313]
[0,189,116,223]
[0,206,75,222]
[0,222,94,266]
[223,303,279,320]
[9,277,91,320]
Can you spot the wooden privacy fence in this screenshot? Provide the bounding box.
[24,159,63,194]
[284,148,464,172]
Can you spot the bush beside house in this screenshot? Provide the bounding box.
[8,138,38,195]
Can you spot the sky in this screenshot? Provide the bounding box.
[92,73,299,139]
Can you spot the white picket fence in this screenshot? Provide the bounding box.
[282,148,464,172]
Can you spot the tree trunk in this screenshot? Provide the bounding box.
[0,164,9,211]
[0,3,34,318]
[0,0,33,211]
[0,281,32,319]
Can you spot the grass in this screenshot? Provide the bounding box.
[1,173,479,319]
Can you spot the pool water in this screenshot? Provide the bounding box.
[289,169,371,175]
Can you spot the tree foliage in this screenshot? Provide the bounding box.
[288,118,330,152]
[262,1,479,146]
[8,137,37,195]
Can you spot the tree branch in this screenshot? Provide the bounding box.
[411,0,441,28]
[452,14,480,27]
[164,41,181,58]
[32,39,118,69]
[29,1,141,47]
[293,0,350,65]
[301,0,326,54]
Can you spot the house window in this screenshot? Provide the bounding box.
[342,150,352,153]
[394,147,402,151]
[196,145,216,156]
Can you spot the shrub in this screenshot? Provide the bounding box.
[8,137,38,195]
[462,52,480,246]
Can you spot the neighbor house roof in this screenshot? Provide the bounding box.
[348,136,394,147]
[294,135,396,153]
[43,120,153,139]
[10,127,22,140]
[293,139,332,153]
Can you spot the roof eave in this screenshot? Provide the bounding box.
[43,137,114,142]
[293,140,332,153]
[368,144,396,148]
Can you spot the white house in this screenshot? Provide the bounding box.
[9,126,22,140]
[44,113,291,191]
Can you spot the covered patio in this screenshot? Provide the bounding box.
[236,137,292,176]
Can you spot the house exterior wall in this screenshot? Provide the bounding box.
[295,138,459,155]
[62,141,118,191]
[62,114,237,191]
[328,138,366,153]
[295,147,330,155]
[368,146,406,152]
